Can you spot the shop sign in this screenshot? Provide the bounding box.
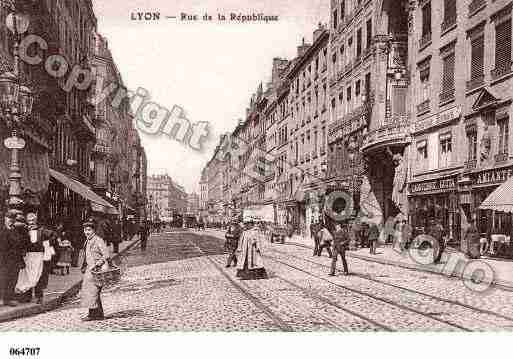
[410,178,456,194]
[414,106,461,134]
[476,167,513,185]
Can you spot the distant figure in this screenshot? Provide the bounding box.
[427,218,445,264]
[367,221,380,255]
[464,218,480,259]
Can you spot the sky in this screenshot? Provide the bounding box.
[92,0,329,193]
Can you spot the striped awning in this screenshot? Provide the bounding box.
[0,138,50,194]
[479,177,513,213]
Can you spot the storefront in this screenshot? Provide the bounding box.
[471,166,513,237]
[408,175,460,242]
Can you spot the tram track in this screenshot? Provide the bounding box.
[267,246,513,325]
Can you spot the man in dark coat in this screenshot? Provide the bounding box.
[464,218,480,259]
[225,221,242,268]
[368,221,380,255]
[329,222,350,276]
[0,211,26,306]
[111,220,122,254]
[317,222,333,258]
[139,219,150,251]
[310,220,321,256]
[427,218,445,264]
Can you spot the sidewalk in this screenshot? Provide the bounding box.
[286,234,513,290]
[0,235,141,323]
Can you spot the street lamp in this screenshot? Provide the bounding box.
[347,136,359,218]
[1,8,34,216]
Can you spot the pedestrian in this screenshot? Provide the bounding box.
[16,212,56,304]
[368,221,380,255]
[310,219,321,256]
[317,222,333,258]
[0,210,27,307]
[329,222,350,276]
[81,218,110,322]
[360,220,370,248]
[139,219,150,251]
[111,220,122,254]
[464,218,480,259]
[236,220,268,280]
[225,220,242,268]
[350,218,362,249]
[56,234,74,276]
[427,218,445,264]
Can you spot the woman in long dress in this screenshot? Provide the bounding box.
[81,219,110,321]
[236,221,268,280]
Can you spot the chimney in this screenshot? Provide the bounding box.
[297,37,311,58]
[272,57,289,84]
[313,22,325,43]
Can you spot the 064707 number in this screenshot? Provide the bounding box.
[9,347,40,356]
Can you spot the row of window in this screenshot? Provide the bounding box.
[332,17,373,70]
[331,73,371,117]
[415,115,509,173]
[418,13,512,110]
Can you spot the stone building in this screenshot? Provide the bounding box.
[146,174,186,221]
[408,0,513,245]
[285,24,330,236]
[326,0,410,225]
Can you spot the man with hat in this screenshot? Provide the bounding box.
[0,210,27,306]
[81,218,110,321]
[329,221,350,276]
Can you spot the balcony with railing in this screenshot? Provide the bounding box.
[361,116,411,153]
[417,99,430,115]
[93,140,112,155]
[469,0,486,16]
[491,61,513,81]
[466,75,485,92]
[419,32,432,50]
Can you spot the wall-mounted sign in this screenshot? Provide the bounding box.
[476,167,513,185]
[410,177,456,194]
[414,106,462,134]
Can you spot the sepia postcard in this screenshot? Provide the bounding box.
[0,0,513,357]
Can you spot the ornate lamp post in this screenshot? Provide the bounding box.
[1,9,34,216]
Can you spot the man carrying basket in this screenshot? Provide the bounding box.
[81,219,111,322]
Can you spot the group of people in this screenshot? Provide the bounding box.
[0,210,76,306]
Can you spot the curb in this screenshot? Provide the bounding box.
[0,235,142,324]
[284,240,513,291]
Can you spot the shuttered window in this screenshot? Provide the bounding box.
[357,28,362,57]
[366,19,372,49]
[495,19,512,72]
[440,49,455,102]
[471,35,484,80]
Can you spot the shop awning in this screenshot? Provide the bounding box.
[479,177,513,213]
[49,169,119,215]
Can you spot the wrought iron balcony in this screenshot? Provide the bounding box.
[419,32,432,49]
[491,62,513,81]
[466,76,485,92]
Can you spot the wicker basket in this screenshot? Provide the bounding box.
[91,264,121,288]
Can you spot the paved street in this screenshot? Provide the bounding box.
[2,231,513,332]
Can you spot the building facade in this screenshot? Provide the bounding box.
[408,0,513,246]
